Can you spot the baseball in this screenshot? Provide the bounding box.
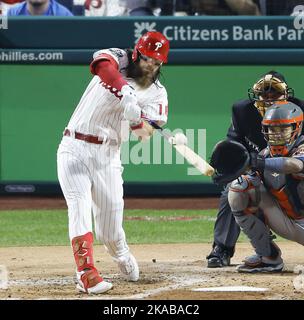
[174,133,188,145]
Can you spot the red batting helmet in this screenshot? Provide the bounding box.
[132,31,170,64]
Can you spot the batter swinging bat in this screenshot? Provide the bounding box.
[147,120,215,177]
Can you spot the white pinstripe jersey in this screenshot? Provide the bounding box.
[66,48,168,145]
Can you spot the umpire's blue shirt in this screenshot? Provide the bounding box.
[7,0,73,16]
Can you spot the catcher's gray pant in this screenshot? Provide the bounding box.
[213,186,241,253]
[228,180,304,257]
[57,136,130,259]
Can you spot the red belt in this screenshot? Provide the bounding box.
[64,129,104,145]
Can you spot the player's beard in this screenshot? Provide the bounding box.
[127,63,159,89]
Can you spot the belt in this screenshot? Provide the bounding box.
[63,129,104,145]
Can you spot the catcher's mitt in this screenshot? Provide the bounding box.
[209,139,250,185]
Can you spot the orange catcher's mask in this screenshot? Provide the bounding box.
[262,101,303,156]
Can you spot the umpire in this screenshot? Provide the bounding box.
[206,70,304,268]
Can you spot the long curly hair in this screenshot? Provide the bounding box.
[124,49,162,86]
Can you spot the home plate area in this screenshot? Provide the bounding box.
[0,243,304,300]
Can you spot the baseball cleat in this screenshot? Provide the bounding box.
[115,253,139,282]
[76,268,113,294]
[206,245,231,268]
[236,254,284,273]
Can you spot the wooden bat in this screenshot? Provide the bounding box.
[147,120,215,177]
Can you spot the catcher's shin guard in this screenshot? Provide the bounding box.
[233,211,273,257]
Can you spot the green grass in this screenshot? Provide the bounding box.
[0,210,70,246]
[0,209,251,247]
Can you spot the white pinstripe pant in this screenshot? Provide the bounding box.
[57,136,129,259]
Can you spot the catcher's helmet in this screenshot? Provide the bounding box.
[132,31,170,64]
[248,71,294,117]
[262,101,303,156]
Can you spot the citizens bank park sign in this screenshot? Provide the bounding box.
[2,17,304,64]
[133,17,304,48]
[1,17,303,50]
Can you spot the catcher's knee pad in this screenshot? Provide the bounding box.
[228,177,250,212]
[229,175,261,213]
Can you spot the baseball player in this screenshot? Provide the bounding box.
[228,101,304,272]
[57,31,170,294]
[207,71,304,268]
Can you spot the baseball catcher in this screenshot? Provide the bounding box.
[206,70,304,269]
[228,101,304,273]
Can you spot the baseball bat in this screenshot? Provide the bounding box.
[147,120,215,177]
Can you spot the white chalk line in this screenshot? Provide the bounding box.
[2,275,209,300]
[6,264,236,289]
[72,276,210,300]
[8,276,75,287]
[2,266,254,300]
[192,286,269,292]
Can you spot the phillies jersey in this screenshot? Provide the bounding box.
[66,48,168,145]
[0,0,21,15]
[84,0,127,16]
